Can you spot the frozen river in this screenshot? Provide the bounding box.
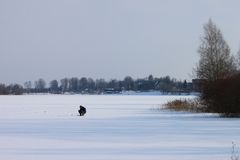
[0,95,239,160]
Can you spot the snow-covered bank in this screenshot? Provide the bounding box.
[0,95,239,160]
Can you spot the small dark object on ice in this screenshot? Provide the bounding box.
[78,105,86,116]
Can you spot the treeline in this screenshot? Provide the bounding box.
[0,84,24,95]
[0,75,193,95]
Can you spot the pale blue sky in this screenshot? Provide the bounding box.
[0,0,240,84]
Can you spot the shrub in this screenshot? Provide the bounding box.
[201,74,240,117]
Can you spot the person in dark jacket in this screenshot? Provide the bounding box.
[78,105,86,116]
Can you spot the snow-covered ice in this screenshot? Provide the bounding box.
[0,95,239,160]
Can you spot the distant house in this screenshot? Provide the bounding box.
[186,82,193,92]
[104,88,121,94]
[192,79,205,92]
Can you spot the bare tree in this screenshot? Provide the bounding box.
[87,78,95,91]
[7,84,24,95]
[195,19,237,81]
[78,77,88,91]
[49,80,59,93]
[237,47,240,69]
[123,76,134,90]
[96,79,106,92]
[60,78,69,93]
[69,77,78,92]
[35,78,46,92]
[24,81,32,93]
[0,84,8,95]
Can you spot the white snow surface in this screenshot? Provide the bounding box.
[0,95,239,160]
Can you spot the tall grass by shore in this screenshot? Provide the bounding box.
[163,98,206,112]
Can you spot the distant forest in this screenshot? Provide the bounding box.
[0,75,194,95]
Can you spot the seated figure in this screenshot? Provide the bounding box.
[78,105,86,116]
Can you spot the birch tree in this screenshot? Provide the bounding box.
[195,19,236,81]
